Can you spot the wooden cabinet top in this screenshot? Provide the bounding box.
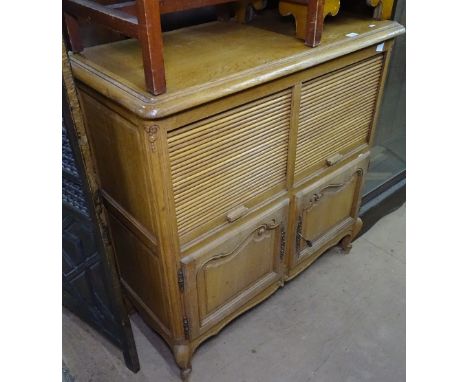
[69,16,404,120]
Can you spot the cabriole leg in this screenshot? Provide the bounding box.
[340,234,353,254]
[173,344,192,381]
[340,217,363,254]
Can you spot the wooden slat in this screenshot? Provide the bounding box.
[296,114,374,172]
[169,112,290,165]
[297,114,373,157]
[177,173,285,234]
[169,104,290,150]
[297,96,378,142]
[168,90,291,237]
[296,127,371,174]
[297,89,379,133]
[172,131,289,190]
[301,55,383,89]
[299,97,377,139]
[174,147,287,203]
[295,55,384,177]
[300,67,381,102]
[299,72,381,113]
[168,94,291,143]
[170,118,288,165]
[297,109,375,155]
[176,166,286,225]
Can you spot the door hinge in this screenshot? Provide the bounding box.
[279,225,286,261]
[183,316,191,340]
[177,268,185,292]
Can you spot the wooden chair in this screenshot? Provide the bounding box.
[63,0,259,95]
[278,0,394,47]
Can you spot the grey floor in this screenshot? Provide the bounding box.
[63,204,405,382]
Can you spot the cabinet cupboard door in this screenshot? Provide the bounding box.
[293,153,369,266]
[181,200,288,338]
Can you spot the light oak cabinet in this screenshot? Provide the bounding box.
[69,18,405,380]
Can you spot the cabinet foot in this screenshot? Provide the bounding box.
[174,344,192,381]
[340,235,353,254]
[352,217,363,239]
[340,218,363,254]
[180,367,192,381]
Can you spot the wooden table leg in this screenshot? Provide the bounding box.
[304,0,324,47]
[64,13,83,52]
[367,0,394,20]
[136,0,166,95]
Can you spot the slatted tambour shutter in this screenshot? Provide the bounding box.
[168,90,292,238]
[295,55,384,178]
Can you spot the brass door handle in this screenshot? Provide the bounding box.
[326,153,344,166]
[226,205,249,223]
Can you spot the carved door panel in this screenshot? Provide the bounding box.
[181,199,288,338]
[293,153,369,266]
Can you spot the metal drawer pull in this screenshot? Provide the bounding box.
[226,205,249,223]
[326,153,344,166]
[297,233,313,247]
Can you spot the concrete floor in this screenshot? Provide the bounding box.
[63,204,405,382]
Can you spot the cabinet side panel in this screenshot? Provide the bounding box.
[107,213,171,336]
[78,89,175,339]
[79,91,158,238]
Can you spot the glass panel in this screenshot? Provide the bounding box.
[364,0,406,194]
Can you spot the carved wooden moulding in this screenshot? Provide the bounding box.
[279,0,394,47]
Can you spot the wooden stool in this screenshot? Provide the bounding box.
[278,0,394,47]
[278,0,340,47]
